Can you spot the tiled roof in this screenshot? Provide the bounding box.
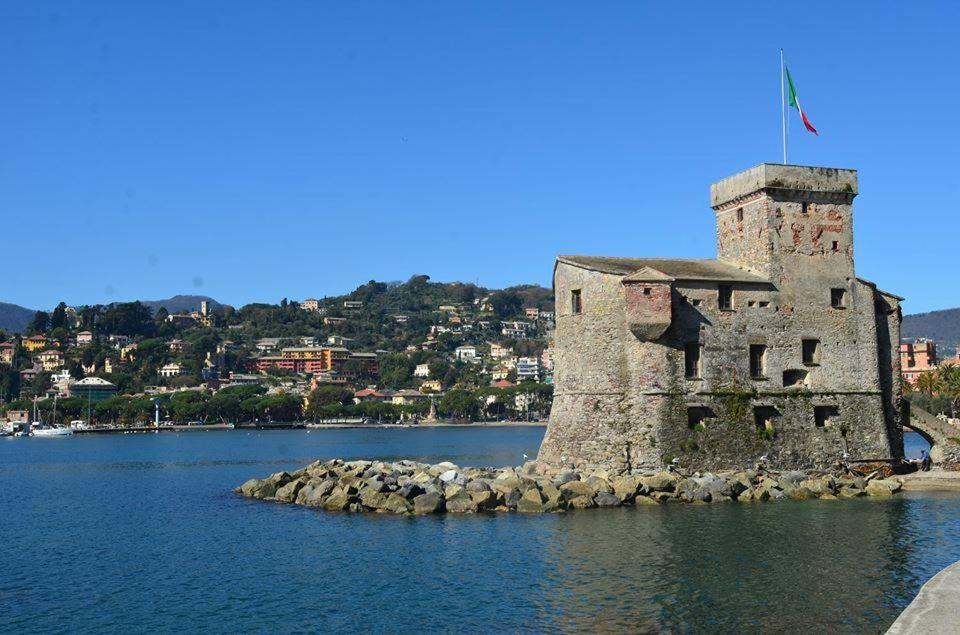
[557,255,769,283]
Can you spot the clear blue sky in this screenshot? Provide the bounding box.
[3,2,956,313]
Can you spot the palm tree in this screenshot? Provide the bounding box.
[915,370,941,398]
[937,365,960,418]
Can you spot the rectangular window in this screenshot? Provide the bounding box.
[684,342,702,379]
[814,405,839,428]
[571,289,582,315]
[750,344,767,379]
[736,208,744,222]
[802,339,821,365]
[830,288,846,309]
[758,301,769,308]
[718,285,734,311]
[687,407,714,429]
[783,369,808,388]
[754,407,779,434]
[831,240,839,252]
[643,287,651,296]
[801,202,809,215]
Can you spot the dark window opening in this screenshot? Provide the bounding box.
[692,299,702,307]
[831,240,839,252]
[687,407,715,429]
[814,405,839,427]
[718,285,734,311]
[801,202,809,215]
[571,289,582,314]
[754,406,779,433]
[750,344,767,379]
[831,288,846,309]
[747,300,756,307]
[643,287,651,296]
[758,301,769,308]
[736,207,744,222]
[802,339,821,365]
[783,369,808,388]
[684,342,702,379]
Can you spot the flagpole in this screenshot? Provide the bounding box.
[780,48,787,164]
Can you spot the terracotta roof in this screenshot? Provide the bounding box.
[492,379,514,388]
[557,255,769,283]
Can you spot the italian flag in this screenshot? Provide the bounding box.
[785,64,818,135]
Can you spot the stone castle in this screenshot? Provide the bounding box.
[539,164,904,471]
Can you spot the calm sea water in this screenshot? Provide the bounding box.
[2,428,957,634]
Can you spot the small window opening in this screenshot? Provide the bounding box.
[692,299,702,307]
[831,240,839,252]
[831,288,846,309]
[801,202,809,215]
[571,289,582,314]
[754,406,779,434]
[687,407,715,430]
[643,287,651,296]
[758,301,769,308]
[736,207,744,222]
[802,339,821,365]
[747,300,756,307]
[783,369,808,388]
[750,344,767,379]
[684,342,702,379]
[814,405,839,428]
[718,285,734,311]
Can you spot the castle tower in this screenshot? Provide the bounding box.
[711,164,857,285]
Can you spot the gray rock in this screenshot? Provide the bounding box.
[640,472,678,492]
[553,470,580,486]
[445,492,479,513]
[413,492,444,514]
[594,492,621,507]
[274,479,305,503]
[439,469,459,483]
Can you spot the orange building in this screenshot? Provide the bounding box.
[900,338,938,385]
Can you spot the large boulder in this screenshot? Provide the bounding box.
[612,475,643,502]
[517,488,548,513]
[866,478,901,497]
[413,492,444,514]
[559,480,595,501]
[445,492,479,513]
[383,493,413,514]
[640,472,678,493]
[552,470,580,487]
[469,490,500,511]
[296,478,338,506]
[594,492,621,507]
[275,478,305,503]
[360,488,390,510]
[322,488,354,511]
[584,475,613,495]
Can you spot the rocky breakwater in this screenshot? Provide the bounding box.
[235,459,905,514]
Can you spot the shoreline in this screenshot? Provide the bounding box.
[41,421,547,436]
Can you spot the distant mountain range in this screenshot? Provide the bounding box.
[902,308,960,356]
[0,303,36,334]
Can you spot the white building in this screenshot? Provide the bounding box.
[414,363,431,378]
[490,343,514,359]
[159,363,187,378]
[455,346,479,363]
[516,357,540,381]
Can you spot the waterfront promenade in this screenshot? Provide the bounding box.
[887,561,960,634]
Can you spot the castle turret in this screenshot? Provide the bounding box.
[710,164,857,285]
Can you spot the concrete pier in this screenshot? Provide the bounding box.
[887,561,960,634]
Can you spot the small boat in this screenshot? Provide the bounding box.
[31,425,74,437]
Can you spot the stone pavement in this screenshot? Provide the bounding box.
[887,561,960,634]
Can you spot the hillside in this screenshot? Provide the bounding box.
[141,295,226,314]
[902,308,960,355]
[0,302,36,333]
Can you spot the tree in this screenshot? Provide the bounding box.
[915,371,940,398]
[439,388,479,421]
[29,311,50,334]
[50,302,69,330]
[489,292,523,319]
[98,302,157,337]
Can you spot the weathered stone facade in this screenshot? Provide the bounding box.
[539,164,904,472]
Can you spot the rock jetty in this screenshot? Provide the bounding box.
[236,459,905,514]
